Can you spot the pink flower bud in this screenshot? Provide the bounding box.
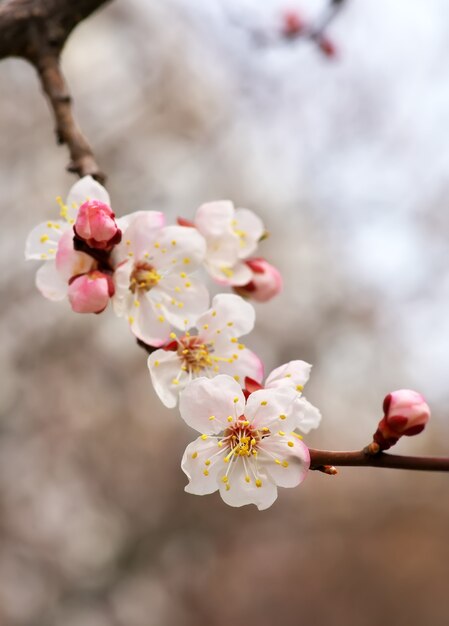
[282,11,305,38]
[68,271,114,314]
[317,36,337,58]
[74,200,121,250]
[374,389,431,450]
[234,258,283,302]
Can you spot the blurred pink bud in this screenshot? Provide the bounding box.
[374,389,431,450]
[282,10,305,38]
[317,36,337,58]
[234,258,283,302]
[74,200,121,250]
[68,271,114,314]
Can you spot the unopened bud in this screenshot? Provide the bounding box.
[74,200,121,250]
[234,258,283,303]
[317,35,337,58]
[68,270,114,314]
[373,389,431,450]
[282,11,305,38]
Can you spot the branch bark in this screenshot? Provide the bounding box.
[0,0,111,181]
[309,448,449,473]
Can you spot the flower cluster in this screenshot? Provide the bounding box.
[24,177,317,509]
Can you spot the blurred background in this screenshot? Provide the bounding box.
[1,0,448,624]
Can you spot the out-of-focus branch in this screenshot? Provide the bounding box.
[310,448,449,473]
[0,0,111,182]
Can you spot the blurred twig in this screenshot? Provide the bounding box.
[0,0,111,182]
[310,448,449,473]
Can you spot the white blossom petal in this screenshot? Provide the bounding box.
[212,347,264,385]
[259,434,310,488]
[265,360,312,392]
[206,258,253,286]
[25,220,67,260]
[129,293,171,346]
[195,201,235,238]
[148,349,187,408]
[291,397,322,434]
[244,387,299,432]
[197,293,255,342]
[233,208,264,258]
[35,261,68,301]
[114,212,164,262]
[179,376,245,434]
[219,461,277,511]
[112,260,133,317]
[153,275,209,330]
[65,176,110,219]
[182,437,225,495]
[148,225,206,271]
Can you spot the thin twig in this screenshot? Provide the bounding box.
[309,448,449,473]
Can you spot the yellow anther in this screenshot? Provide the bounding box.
[203,469,209,476]
[185,331,190,337]
[209,415,215,421]
[261,427,269,433]
[144,252,150,258]
[161,248,167,254]
[218,441,224,447]
[180,272,187,278]
[178,302,184,308]
[213,366,219,372]
[154,360,160,367]
[227,322,233,327]
[296,384,304,392]
[128,316,134,324]
[40,253,47,259]
[154,242,160,248]
[174,286,181,293]
[221,476,228,483]
[212,311,217,317]
[40,234,49,243]
[255,479,262,488]
[233,397,239,403]
[241,420,249,426]
[227,416,233,422]
[287,441,294,447]
[170,332,177,339]
[205,459,211,466]
[134,300,140,307]
[128,252,134,257]
[201,434,208,440]
[291,432,304,440]
[126,239,131,245]
[221,266,233,278]
[172,379,179,385]
[158,315,165,322]
[171,240,177,246]
[245,475,251,483]
[231,337,238,343]
[250,438,256,446]
[183,258,191,264]
[238,344,245,350]
[227,358,234,363]
[279,414,286,420]
[225,484,230,491]
[203,324,209,330]
[234,375,240,382]
[278,431,286,436]
[282,460,289,468]
[275,459,281,465]
[232,354,239,360]
[192,451,198,459]
[185,282,191,288]
[261,401,267,406]
[285,373,292,378]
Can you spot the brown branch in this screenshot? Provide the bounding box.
[0,0,111,182]
[309,448,449,473]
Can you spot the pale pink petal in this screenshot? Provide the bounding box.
[194,201,235,238]
[233,208,264,258]
[265,360,312,391]
[206,258,253,286]
[218,460,277,510]
[292,397,322,433]
[153,275,209,330]
[35,261,68,301]
[65,175,110,221]
[204,234,240,267]
[55,231,95,280]
[148,349,187,408]
[182,437,225,495]
[116,210,165,234]
[114,212,165,262]
[179,376,245,434]
[244,387,298,432]
[197,293,255,343]
[259,435,310,488]
[25,220,67,260]
[112,260,134,317]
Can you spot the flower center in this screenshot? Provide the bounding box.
[178,335,213,373]
[129,262,161,293]
[224,419,269,459]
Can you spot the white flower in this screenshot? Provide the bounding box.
[180,375,310,510]
[148,293,263,408]
[25,176,109,301]
[194,201,265,286]
[112,212,209,346]
[263,360,322,434]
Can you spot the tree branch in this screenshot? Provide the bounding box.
[309,448,449,473]
[0,0,111,182]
